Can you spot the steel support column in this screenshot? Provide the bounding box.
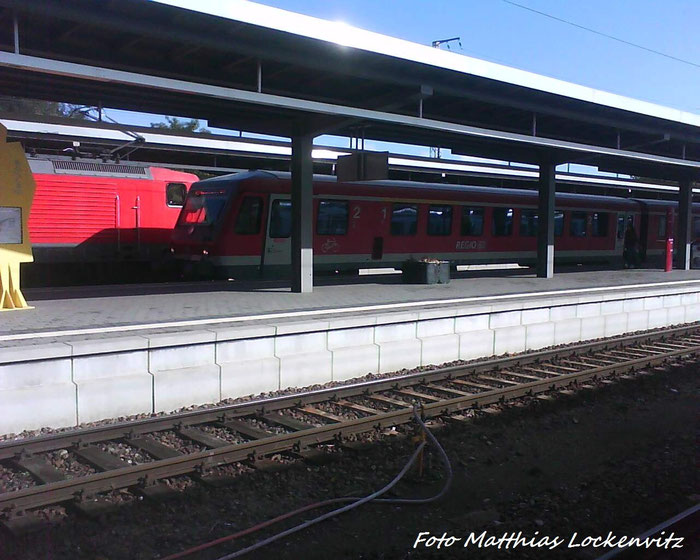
[676,178,693,270]
[537,162,556,278]
[291,125,314,292]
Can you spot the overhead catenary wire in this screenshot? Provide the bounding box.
[502,0,700,69]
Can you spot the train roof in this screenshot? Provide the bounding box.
[202,169,640,209]
[27,157,197,181]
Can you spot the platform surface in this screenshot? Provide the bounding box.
[3,267,700,342]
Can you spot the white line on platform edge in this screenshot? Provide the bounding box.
[1,279,699,343]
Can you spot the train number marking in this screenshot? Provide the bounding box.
[456,240,486,251]
[352,206,361,219]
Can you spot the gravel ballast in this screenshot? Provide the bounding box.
[0,359,696,560]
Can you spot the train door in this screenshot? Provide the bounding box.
[262,194,292,269]
[615,212,634,253]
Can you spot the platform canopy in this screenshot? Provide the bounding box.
[0,0,698,288]
[0,0,698,178]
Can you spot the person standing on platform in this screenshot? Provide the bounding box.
[623,223,639,268]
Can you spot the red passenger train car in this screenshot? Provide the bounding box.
[171,171,700,278]
[25,158,199,283]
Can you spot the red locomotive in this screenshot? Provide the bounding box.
[171,171,700,278]
[25,157,199,284]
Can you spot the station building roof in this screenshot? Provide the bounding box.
[0,0,698,181]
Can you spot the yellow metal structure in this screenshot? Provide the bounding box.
[0,123,35,310]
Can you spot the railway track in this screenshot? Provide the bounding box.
[1,324,699,530]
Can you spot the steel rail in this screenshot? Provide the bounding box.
[1,323,697,461]
[0,328,698,514]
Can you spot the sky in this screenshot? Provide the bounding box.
[110,0,700,169]
[246,0,699,112]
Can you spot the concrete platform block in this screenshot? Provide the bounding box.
[643,296,663,310]
[666,306,686,326]
[455,314,489,333]
[604,313,628,337]
[493,326,526,355]
[148,330,215,350]
[0,343,77,434]
[458,330,494,360]
[453,304,492,318]
[71,339,151,423]
[489,311,521,329]
[525,322,555,350]
[68,336,149,357]
[576,302,601,318]
[212,325,276,342]
[0,342,71,366]
[153,364,221,412]
[218,336,279,399]
[647,308,668,329]
[327,326,375,350]
[1,384,77,435]
[662,294,682,309]
[374,321,417,343]
[550,305,576,321]
[684,303,700,322]
[377,340,422,373]
[421,334,460,366]
[221,358,280,399]
[623,298,645,312]
[149,332,216,372]
[332,345,379,381]
[626,310,649,333]
[76,374,153,424]
[417,318,455,338]
[275,331,328,356]
[600,300,624,315]
[554,318,581,345]
[521,308,549,325]
[276,320,329,335]
[375,312,419,326]
[418,307,457,320]
[681,293,699,306]
[580,316,605,341]
[328,316,377,330]
[279,352,333,388]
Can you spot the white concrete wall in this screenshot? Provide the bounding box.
[1,283,699,435]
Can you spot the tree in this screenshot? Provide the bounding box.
[0,95,90,119]
[150,116,209,133]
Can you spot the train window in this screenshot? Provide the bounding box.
[519,210,538,237]
[657,216,667,239]
[570,211,587,237]
[234,196,263,235]
[178,189,228,226]
[269,199,292,238]
[427,205,452,236]
[391,204,418,235]
[555,211,564,236]
[694,217,700,238]
[591,212,609,237]
[492,208,513,236]
[166,183,187,207]
[317,200,349,235]
[460,206,483,236]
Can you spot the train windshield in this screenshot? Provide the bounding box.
[178,189,230,226]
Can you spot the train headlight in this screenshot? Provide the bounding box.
[202,249,209,256]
